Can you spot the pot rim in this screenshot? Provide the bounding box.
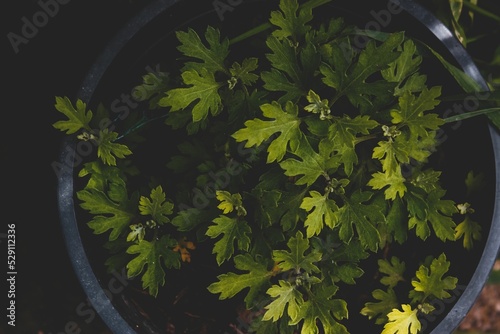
[56,0,500,333]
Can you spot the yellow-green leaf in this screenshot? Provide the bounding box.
[382,304,421,334]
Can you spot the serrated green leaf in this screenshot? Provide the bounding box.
[329,115,379,149]
[291,283,349,334]
[336,190,382,251]
[261,69,304,103]
[95,129,133,166]
[126,235,180,297]
[405,185,429,221]
[368,167,407,201]
[386,196,408,244]
[411,253,458,300]
[273,231,321,273]
[229,58,259,87]
[454,215,482,250]
[52,96,92,134]
[78,161,126,191]
[280,188,309,231]
[361,288,399,325]
[397,72,428,95]
[215,190,246,216]
[138,186,174,225]
[408,188,457,241]
[410,169,442,193]
[311,17,346,45]
[206,215,251,265]
[330,239,370,263]
[266,35,302,82]
[232,100,301,163]
[390,87,445,137]
[175,26,229,74]
[261,35,313,102]
[382,39,422,86]
[320,32,404,111]
[160,69,223,122]
[77,185,136,241]
[280,135,338,186]
[382,304,421,334]
[333,262,364,285]
[372,138,410,174]
[207,254,273,308]
[263,280,304,322]
[378,257,406,288]
[300,190,339,238]
[269,0,313,41]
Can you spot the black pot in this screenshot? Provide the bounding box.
[57,0,500,333]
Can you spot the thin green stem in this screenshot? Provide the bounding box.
[354,134,379,145]
[115,113,170,141]
[229,23,272,45]
[443,107,500,123]
[462,1,500,22]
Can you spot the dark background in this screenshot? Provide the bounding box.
[1,0,499,334]
[2,1,155,333]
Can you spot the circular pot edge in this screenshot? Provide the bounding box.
[56,0,500,333]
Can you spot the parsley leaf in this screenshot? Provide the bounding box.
[53,96,92,134]
[320,32,405,111]
[390,87,444,137]
[159,68,224,122]
[232,101,302,163]
[336,190,383,251]
[96,129,132,166]
[361,288,399,325]
[175,26,229,74]
[280,135,338,186]
[138,186,174,225]
[126,235,180,297]
[206,215,251,265]
[291,283,349,334]
[300,190,339,238]
[410,253,458,301]
[378,257,406,288]
[207,254,273,308]
[382,304,421,334]
[77,184,136,241]
[455,215,482,250]
[269,0,313,41]
[273,231,322,273]
[408,188,457,241]
[263,280,304,322]
[229,58,259,87]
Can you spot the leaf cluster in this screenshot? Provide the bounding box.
[51,0,497,332]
